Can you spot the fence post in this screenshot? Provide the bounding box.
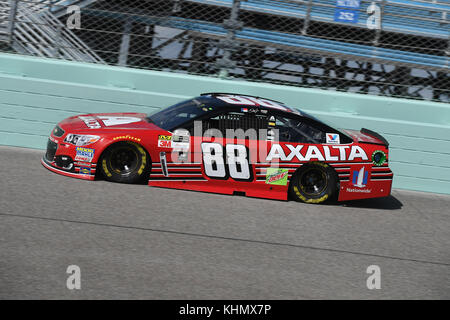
[301,0,313,35]
[446,38,449,56]
[118,17,133,66]
[7,0,19,45]
[216,0,243,78]
[52,24,63,58]
[374,0,385,46]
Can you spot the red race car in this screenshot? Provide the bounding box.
[42,93,393,203]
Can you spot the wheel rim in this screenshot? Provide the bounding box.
[299,168,327,196]
[109,146,139,175]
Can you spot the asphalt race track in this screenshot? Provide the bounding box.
[0,146,449,299]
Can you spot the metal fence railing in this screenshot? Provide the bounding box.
[1,0,448,102]
[0,0,104,62]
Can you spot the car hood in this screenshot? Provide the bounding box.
[58,113,154,131]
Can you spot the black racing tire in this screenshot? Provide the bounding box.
[100,141,150,184]
[289,162,338,204]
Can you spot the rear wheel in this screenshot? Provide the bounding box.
[100,141,150,183]
[289,162,338,204]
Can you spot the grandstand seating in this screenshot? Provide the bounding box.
[83,8,449,71]
[185,0,449,39]
[10,0,447,100]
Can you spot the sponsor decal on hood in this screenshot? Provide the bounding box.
[78,116,142,129]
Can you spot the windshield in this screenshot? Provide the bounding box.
[148,98,210,131]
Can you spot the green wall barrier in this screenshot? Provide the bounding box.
[1,53,449,194]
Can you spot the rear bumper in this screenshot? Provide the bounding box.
[337,165,393,201]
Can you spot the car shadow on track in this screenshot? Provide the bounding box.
[337,195,403,210]
[97,175,403,210]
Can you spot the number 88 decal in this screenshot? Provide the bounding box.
[201,143,252,181]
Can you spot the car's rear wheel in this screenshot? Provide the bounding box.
[100,141,150,183]
[289,162,338,204]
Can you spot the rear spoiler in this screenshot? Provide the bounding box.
[361,128,389,147]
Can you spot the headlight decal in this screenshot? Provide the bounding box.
[53,126,65,137]
[64,134,100,146]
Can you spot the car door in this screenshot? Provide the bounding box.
[180,108,269,194]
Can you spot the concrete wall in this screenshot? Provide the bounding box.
[1,53,449,194]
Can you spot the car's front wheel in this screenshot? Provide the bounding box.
[100,141,150,183]
[289,162,338,204]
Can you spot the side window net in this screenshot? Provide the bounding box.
[276,116,325,143]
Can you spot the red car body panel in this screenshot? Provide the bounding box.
[42,97,393,202]
[147,136,392,201]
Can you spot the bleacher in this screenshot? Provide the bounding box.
[5,0,447,100]
[162,17,449,69]
[79,0,449,71]
[185,0,449,39]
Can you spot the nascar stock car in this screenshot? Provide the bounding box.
[42,93,393,203]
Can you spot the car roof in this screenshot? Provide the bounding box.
[199,93,298,112]
[198,93,319,120]
[200,92,286,105]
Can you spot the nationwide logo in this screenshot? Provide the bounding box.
[265,168,289,185]
[346,188,371,193]
[352,166,369,188]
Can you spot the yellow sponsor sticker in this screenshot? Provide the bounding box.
[113,135,141,142]
[158,135,172,141]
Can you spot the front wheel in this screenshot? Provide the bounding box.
[100,141,150,183]
[289,162,338,204]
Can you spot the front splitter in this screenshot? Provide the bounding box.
[41,157,95,181]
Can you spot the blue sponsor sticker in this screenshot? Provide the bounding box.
[336,0,360,8]
[352,167,369,188]
[75,147,95,162]
[334,9,359,23]
[79,167,91,175]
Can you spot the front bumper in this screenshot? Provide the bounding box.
[41,138,97,181]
